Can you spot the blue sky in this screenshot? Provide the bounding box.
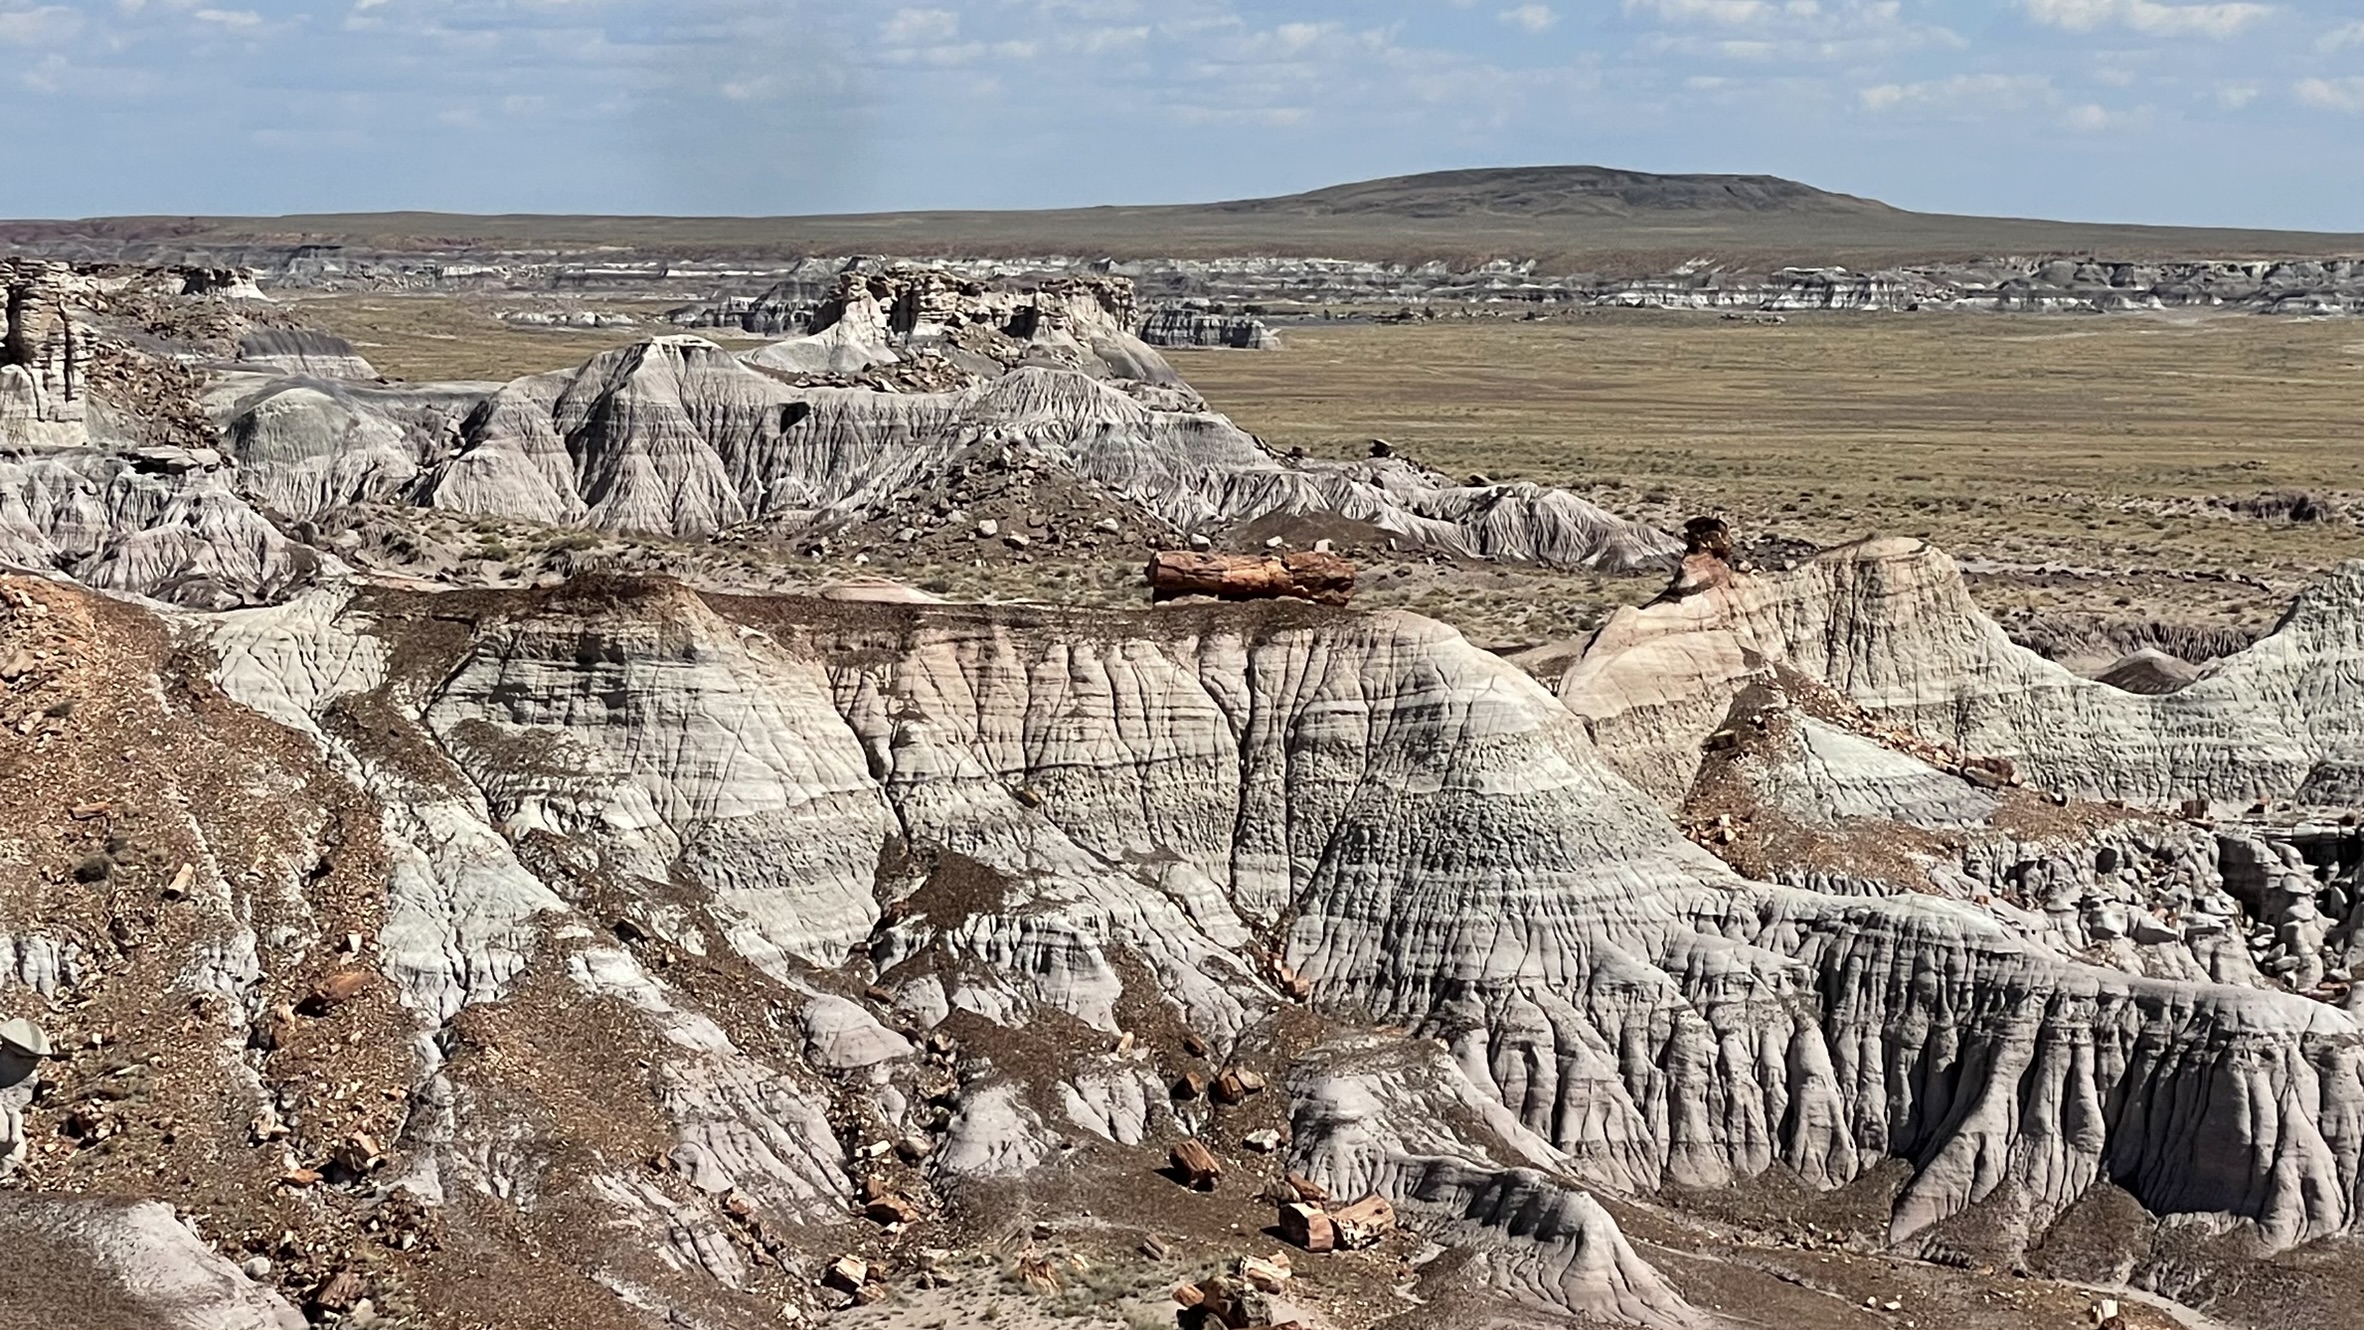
[4,0,2361,228]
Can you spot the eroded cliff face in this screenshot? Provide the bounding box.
[1136,308,1280,349]
[0,262,374,609]
[1567,537,2364,812]
[27,238,2361,318]
[0,568,2269,1325]
[0,260,98,447]
[1549,540,2364,1283]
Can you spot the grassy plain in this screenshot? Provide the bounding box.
[1173,310,2364,645]
[286,294,691,382]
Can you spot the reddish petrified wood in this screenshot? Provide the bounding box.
[1148,552,1356,606]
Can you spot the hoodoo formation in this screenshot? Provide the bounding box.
[1,194,2362,1330]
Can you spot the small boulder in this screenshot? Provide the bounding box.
[0,1018,48,1059]
[864,1193,922,1226]
[1284,1172,1330,1205]
[298,970,373,1016]
[1239,1253,1291,1293]
[333,1132,384,1175]
[1210,1066,1267,1106]
[822,1255,869,1294]
[310,1271,366,1314]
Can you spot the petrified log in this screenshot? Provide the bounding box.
[1210,1066,1268,1106]
[1682,515,1734,560]
[1278,1202,1335,1253]
[1331,1194,1396,1249]
[1148,552,1355,606]
[1170,1139,1224,1190]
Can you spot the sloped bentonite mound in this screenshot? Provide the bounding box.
[2,260,2363,1330]
[0,259,1677,606]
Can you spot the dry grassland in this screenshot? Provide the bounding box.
[286,293,701,382]
[1175,311,2364,641]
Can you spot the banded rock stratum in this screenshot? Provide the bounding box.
[0,258,2360,1329]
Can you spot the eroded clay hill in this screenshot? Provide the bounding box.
[5,542,2364,1328]
[0,259,1676,613]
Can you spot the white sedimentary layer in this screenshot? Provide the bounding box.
[404,337,1675,569]
[0,1195,306,1330]
[233,329,379,381]
[1567,537,2364,812]
[1287,1033,1697,1327]
[210,376,492,522]
[0,449,320,608]
[191,572,2364,1308]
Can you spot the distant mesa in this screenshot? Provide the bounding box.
[1209,165,1895,219]
[1,164,2359,275]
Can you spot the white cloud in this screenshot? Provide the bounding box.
[1175,103,1308,127]
[2060,100,2149,130]
[1064,25,1148,55]
[2021,0,2273,39]
[1627,0,1776,23]
[3,0,2357,220]
[1626,0,1957,64]
[0,5,78,44]
[2294,76,2364,112]
[2316,20,2364,52]
[1273,21,1325,52]
[1859,72,2052,112]
[17,50,66,90]
[1500,3,1557,32]
[882,38,1039,68]
[881,7,958,45]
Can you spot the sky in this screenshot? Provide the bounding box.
[2,0,2361,229]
